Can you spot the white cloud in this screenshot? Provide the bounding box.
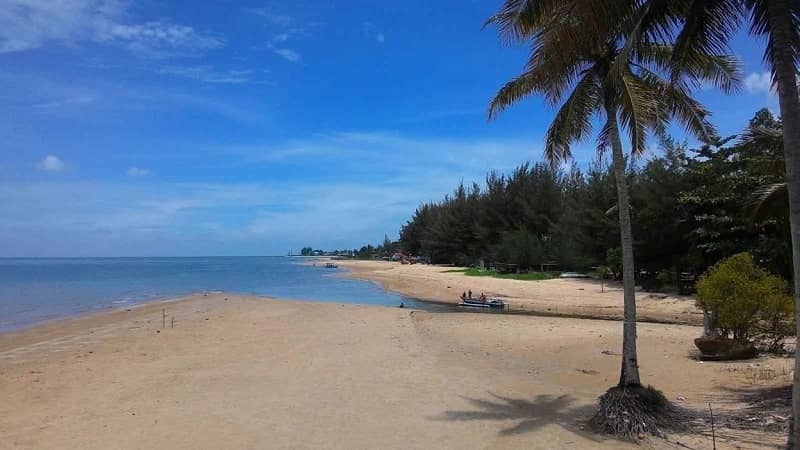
[273,48,300,62]
[94,20,223,55]
[0,0,222,56]
[126,167,151,177]
[36,155,66,172]
[743,71,775,95]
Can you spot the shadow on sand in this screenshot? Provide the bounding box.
[435,392,602,440]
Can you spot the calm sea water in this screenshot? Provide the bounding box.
[0,257,431,331]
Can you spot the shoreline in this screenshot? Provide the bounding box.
[334,259,704,325]
[0,258,708,342]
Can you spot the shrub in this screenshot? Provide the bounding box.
[696,252,794,350]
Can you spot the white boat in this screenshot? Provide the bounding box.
[458,299,506,309]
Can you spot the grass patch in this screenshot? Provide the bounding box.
[443,268,553,281]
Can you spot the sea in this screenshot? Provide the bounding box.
[0,257,432,332]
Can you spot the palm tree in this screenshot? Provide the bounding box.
[623,2,800,443]
[491,0,800,443]
[486,2,738,435]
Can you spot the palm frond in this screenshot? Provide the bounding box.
[739,125,784,151]
[484,0,558,43]
[637,43,741,93]
[671,0,744,79]
[523,37,591,107]
[488,70,546,120]
[616,72,656,156]
[611,0,678,79]
[543,68,603,166]
[747,182,788,222]
[748,0,800,73]
[639,69,717,143]
[596,119,613,155]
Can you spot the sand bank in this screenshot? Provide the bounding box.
[336,260,703,325]
[0,293,788,449]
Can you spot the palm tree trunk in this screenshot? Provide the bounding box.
[764,2,800,448]
[605,99,641,388]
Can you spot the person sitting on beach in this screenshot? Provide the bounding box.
[460,292,467,301]
[479,292,487,302]
[468,290,473,299]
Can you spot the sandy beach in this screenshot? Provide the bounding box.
[0,291,789,449]
[336,260,703,325]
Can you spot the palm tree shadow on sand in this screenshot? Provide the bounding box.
[435,392,602,440]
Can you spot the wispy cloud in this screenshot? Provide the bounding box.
[270,27,309,43]
[362,22,385,44]
[94,20,223,56]
[126,167,151,177]
[240,130,542,182]
[0,129,548,256]
[156,65,271,84]
[0,70,263,124]
[273,48,301,62]
[0,0,222,56]
[36,155,67,172]
[0,179,442,256]
[245,7,293,26]
[394,107,483,124]
[243,6,312,63]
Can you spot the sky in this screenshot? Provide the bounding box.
[0,0,782,257]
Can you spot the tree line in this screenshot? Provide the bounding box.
[398,108,790,286]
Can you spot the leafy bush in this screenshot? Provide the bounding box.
[696,252,794,350]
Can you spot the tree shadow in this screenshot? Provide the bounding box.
[434,392,602,441]
[678,384,791,448]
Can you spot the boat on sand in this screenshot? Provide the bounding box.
[458,298,506,309]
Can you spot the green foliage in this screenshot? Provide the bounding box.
[393,109,791,284]
[696,253,794,347]
[494,229,544,270]
[447,268,553,281]
[680,109,791,279]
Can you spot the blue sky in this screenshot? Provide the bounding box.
[0,0,781,257]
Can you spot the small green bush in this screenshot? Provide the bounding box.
[696,252,794,350]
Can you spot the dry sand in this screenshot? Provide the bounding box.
[0,292,789,449]
[336,260,703,325]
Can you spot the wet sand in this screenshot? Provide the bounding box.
[336,260,702,325]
